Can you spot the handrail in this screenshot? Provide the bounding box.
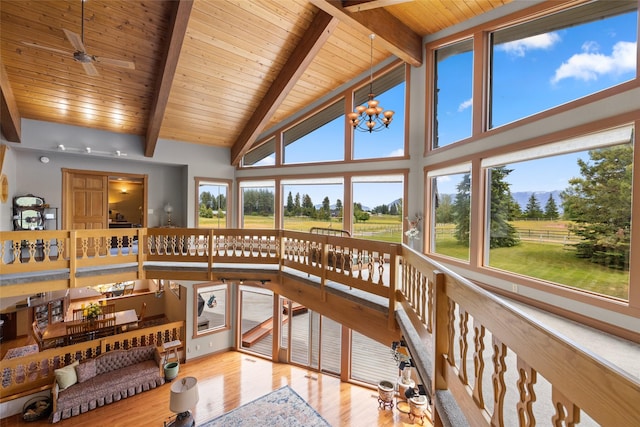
[2,228,639,425]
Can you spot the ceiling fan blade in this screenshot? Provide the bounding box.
[81,61,99,76]
[94,56,135,70]
[21,41,71,56]
[63,28,86,52]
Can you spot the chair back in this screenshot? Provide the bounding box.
[31,321,44,349]
[138,302,147,321]
[72,308,85,321]
[123,282,135,295]
[100,304,116,317]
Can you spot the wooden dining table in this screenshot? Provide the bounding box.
[42,309,139,344]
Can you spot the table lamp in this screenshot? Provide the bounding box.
[168,376,199,427]
[164,203,173,226]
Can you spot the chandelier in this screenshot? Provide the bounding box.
[347,34,394,133]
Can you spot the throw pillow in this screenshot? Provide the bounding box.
[54,361,79,390]
[75,359,97,383]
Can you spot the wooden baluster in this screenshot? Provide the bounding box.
[517,358,537,427]
[491,337,507,427]
[447,299,456,364]
[426,277,433,333]
[472,320,485,408]
[551,387,580,427]
[458,309,469,384]
[420,275,427,324]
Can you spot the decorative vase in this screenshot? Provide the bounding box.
[409,394,429,424]
[377,380,395,410]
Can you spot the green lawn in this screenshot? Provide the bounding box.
[434,227,628,299]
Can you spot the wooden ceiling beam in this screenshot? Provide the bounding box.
[310,0,422,67]
[343,0,415,13]
[230,11,339,166]
[0,61,21,143]
[144,0,193,157]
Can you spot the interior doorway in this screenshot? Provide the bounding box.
[62,169,147,230]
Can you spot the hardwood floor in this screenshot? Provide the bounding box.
[0,350,431,426]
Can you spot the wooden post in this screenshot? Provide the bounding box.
[432,270,447,426]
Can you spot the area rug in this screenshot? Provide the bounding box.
[2,344,39,360]
[199,385,331,426]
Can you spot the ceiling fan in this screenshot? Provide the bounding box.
[21,0,135,76]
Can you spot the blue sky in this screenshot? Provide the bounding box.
[244,9,637,206]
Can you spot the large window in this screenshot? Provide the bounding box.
[283,100,345,164]
[490,1,637,128]
[353,65,406,159]
[352,175,404,242]
[196,178,230,228]
[433,39,473,148]
[240,180,275,229]
[482,126,633,299]
[282,178,344,231]
[428,164,472,262]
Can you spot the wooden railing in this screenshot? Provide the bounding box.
[0,321,184,399]
[2,228,640,425]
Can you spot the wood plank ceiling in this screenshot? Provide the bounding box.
[1,0,510,165]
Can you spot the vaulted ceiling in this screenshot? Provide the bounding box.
[0,0,510,165]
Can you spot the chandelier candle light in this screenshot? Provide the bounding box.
[347,34,394,132]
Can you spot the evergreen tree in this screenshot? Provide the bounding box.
[508,195,522,220]
[294,193,302,216]
[524,194,543,219]
[302,194,315,217]
[561,145,632,269]
[285,192,294,216]
[452,174,471,245]
[319,196,331,220]
[335,199,343,219]
[544,194,559,220]
[487,167,520,248]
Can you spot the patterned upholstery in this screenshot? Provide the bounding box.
[51,346,164,423]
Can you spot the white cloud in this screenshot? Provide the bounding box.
[458,98,472,112]
[387,148,405,157]
[253,154,275,167]
[551,41,637,84]
[499,32,561,57]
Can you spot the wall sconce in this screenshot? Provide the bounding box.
[164,203,173,226]
[121,188,128,194]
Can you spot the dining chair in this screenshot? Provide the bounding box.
[101,304,116,317]
[72,308,85,321]
[32,321,57,351]
[138,302,147,321]
[123,282,135,295]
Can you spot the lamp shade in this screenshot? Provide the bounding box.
[164,203,174,214]
[170,377,199,414]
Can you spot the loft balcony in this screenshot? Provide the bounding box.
[1,227,639,425]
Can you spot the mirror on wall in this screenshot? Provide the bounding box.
[193,281,229,338]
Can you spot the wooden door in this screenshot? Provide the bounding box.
[63,171,108,230]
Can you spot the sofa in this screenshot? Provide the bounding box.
[51,345,165,423]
